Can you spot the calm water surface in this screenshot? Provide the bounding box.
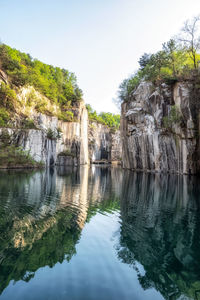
[0,166,200,300]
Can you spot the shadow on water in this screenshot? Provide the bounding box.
[0,167,200,299]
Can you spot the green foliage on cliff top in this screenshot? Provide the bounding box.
[118,16,200,103]
[86,104,120,129]
[118,45,200,102]
[0,44,83,108]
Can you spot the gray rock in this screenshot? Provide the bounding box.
[121,81,200,174]
[0,102,89,167]
[88,122,122,163]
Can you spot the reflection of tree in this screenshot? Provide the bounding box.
[0,169,82,294]
[0,208,81,294]
[0,168,84,294]
[0,166,121,295]
[118,171,200,300]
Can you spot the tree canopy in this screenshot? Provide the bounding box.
[86,104,120,129]
[118,16,200,103]
[0,44,83,108]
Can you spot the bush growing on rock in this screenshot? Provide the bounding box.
[22,118,37,129]
[0,145,43,168]
[0,107,10,127]
[58,150,75,157]
[0,82,17,110]
[0,130,43,168]
[163,106,182,129]
[58,111,74,122]
[56,127,62,139]
[46,128,55,140]
[117,16,200,104]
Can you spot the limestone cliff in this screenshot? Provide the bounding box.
[121,81,200,174]
[88,121,122,163]
[0,84,88,166]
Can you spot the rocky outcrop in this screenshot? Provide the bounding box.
[0,99,88,167]
[88,121,122,163]
[0,80,121,167]
[121,81,200,174]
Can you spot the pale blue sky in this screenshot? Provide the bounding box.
[1,0,200,113]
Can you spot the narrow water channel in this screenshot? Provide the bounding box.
[0,166,199,300]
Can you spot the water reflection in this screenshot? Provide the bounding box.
[0,167,200,299]
[0,166,121,296]
[119,171,200,300]
[0,168,81,294]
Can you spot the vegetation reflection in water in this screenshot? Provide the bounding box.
[0,166,200,300]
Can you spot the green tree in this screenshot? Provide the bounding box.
[0,44,83,109]
[138,53,152,69]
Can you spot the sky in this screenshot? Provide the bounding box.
[1,0,200,113]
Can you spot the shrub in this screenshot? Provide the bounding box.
[22,118,36,129]
[0,107,10,127]
[46,128,55,140]
[56,127,62,139]
[0,83,17,110]
[58,150,75,157]
[0,117,5,127]
[35,98,49,114]
[26,90,38,107]
[46,128,64,140]
[0,145,44,168]
[58,111,74,122]
[163,105,181,128]
[0,129,11,146]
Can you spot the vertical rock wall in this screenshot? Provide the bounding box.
[0,101,89,166]
[80,103,89,165]
[121,81,200,174]
[88,121,122,163]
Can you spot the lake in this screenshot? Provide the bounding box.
[0,166,200,300]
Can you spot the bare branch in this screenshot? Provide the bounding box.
[177,15,200,68]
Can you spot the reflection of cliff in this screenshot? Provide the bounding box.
[119,172,200,300]
[87,166,122,216]
[0,169,82,294]
[0,166,121,294]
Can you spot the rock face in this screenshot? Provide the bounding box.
[121,81,200,174]
[88,121,122,163]
[0,101,88,166]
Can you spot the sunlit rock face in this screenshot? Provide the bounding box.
[0,97,89,166]
[121,81,200,174]
[88,121,122,163]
